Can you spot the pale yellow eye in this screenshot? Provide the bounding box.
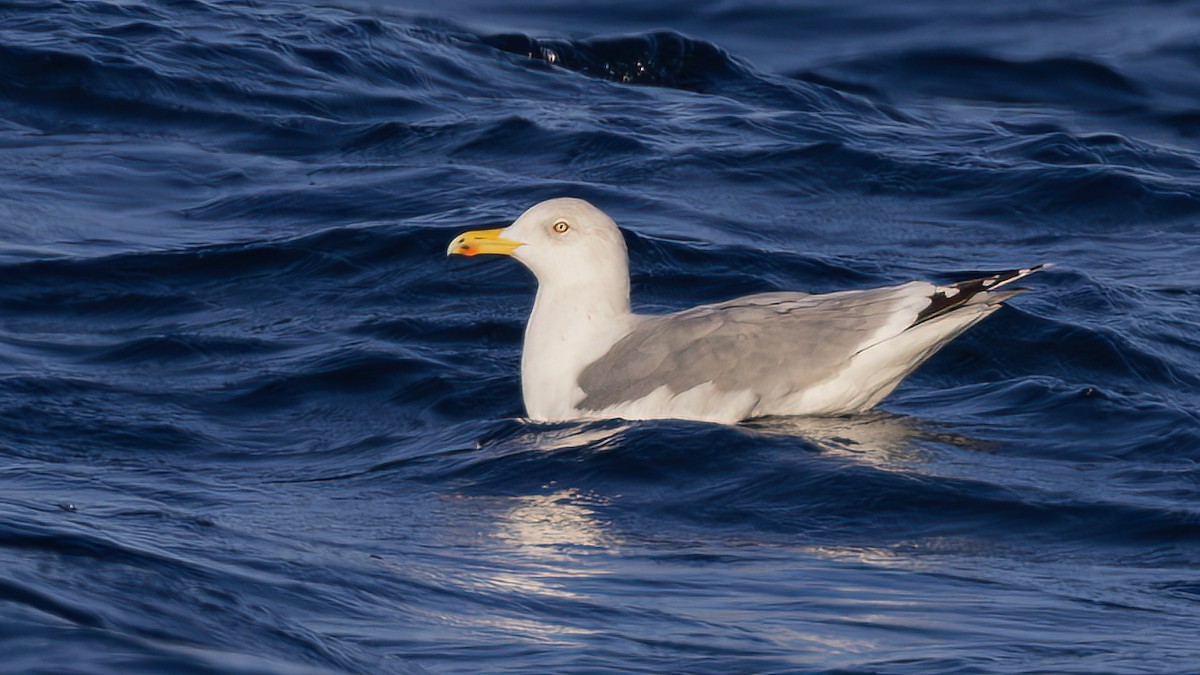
[552,221,569,234]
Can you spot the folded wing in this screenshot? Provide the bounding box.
[576,266,1043,414]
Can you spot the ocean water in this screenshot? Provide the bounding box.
[2,0,1200,672]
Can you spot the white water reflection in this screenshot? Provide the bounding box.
[492,488,617,560]
[745,411,989,468]
[439,486,619,611]
[506,418,632,453]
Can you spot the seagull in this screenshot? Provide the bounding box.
[448,198,1044,424]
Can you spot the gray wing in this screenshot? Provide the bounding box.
[575,266,1043,412]
[575,283,933,411]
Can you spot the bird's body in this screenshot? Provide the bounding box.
[449,198,1043,424]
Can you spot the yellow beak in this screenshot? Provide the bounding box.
[447,228,523,257]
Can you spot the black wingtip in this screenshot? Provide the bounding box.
[914,264,1047,325]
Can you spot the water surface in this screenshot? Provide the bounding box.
[2,0,1200,672]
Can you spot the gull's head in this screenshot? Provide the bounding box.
[448,198,629,289]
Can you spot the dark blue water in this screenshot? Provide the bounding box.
[2,0,1200,672]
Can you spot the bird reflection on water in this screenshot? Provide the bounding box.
[743,411,990,469]
[488,409,987,470]
[456,411,994,647]
[468,411,988,562]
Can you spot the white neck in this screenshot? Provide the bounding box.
[520,278,634,421]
